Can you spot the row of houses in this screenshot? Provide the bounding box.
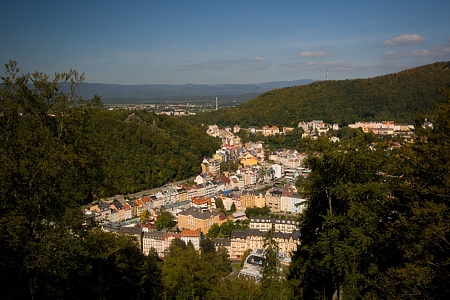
[142,228,202,258]
[219,186,307,214]
[140,227,300,259]
[124,215,301,259]
[348,121,414,135]
[86,178,306,227]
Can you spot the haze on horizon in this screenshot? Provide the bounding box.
[1,0,449,85]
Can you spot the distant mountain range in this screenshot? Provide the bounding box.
[72,79,315,104]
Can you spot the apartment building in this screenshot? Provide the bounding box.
[177,207,226,234]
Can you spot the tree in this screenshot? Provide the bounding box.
[262,227,281,281]
[206,277,262,300]
[200,238,215,254]
[240,249,252,268]
[140,210,151,223]
[0,61,103,298]
[163,238,232,299]
[376,90,450,299]
[215,197,225,211]
[0,62,166,299]
[156,211,175,230]
[219,220,235,238]
[245,206,271,218]
[288,136,395,299]
[206,223,221,238]
[230,202,236,212]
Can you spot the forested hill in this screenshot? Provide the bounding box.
[0,61,220,202]
[187,61,450,127]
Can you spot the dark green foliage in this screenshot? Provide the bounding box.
[156,211,175,230]
[186,61,450,127]
[162,239,232,299]
[200,237,216,254]
[220,220,236,238]
[207,220,247,239]
[245,206,271,218]
[206,223,221,238]
[0,61,216,299]
[206,277,262,300]
[288,91,450,299]
[90,108,220,196]
[215,197,225,211]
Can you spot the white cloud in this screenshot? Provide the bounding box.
[384,34,426,46]
[299,51,326,58]
[382,44,450,59]
[250,56,268,62]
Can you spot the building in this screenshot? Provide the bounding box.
[230,229,301,258]
[177,207,226,234]
[181,229,201,251]
[191,196,212,210]
[142,231,180,258]
[213,238,232,254]
[240,191,266,209]
[249,217,299,233]
[265,189,282,213]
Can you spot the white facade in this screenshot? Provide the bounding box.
[271,164,282,179]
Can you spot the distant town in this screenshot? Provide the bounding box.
[85,117,419,269]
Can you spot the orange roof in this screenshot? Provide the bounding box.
[181,228,201,237]
[163,232,182,240]
[192,196,211,205]
[141,196,151,203]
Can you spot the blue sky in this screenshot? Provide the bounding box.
[1,0,449,84]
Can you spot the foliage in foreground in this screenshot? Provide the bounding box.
[289,89,450,299]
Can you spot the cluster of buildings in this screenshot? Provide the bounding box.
[208,119,417,144]
[85,124,311,259]
[218,186,307,214]
[123,215,301,259]
[206,121,339,141]
[348,121,414,136]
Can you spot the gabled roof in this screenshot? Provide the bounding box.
[120,226,142,235]
[181,228,201,237]
[213,238,231,247]
[178,207,219,220]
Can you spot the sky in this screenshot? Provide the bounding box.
[1,0,449,85]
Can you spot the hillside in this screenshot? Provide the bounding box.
[187,61,450,127]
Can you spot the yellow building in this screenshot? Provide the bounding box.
[177,207,227,234]
[240,192,266,209]
[239,152,258,167]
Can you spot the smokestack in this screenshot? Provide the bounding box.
[215,97,218,110]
